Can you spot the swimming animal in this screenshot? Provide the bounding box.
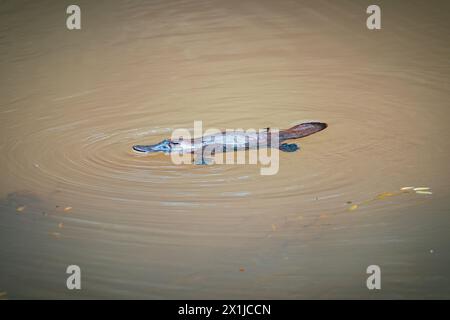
[132,122,327,155]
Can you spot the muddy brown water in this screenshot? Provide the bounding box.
[1,0,450,299]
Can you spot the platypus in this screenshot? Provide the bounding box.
[132,122,327,154]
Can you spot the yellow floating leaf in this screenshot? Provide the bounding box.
[401,187,414,190]
[16,206,26,212]
[349,204,358,211]
[416,191,432,195]
[63,206,72,212]
[375,192,395,200]
[413,187,430,191]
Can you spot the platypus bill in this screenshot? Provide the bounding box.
[132,122,327,154]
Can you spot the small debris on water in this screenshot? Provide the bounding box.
[414,186,432,194]
[58,222,63,229]
[16,206,26,212]
[49,232,61,239]
[348,185,433,212]
[416,191,432,195]
[430,249,434,254]
[271,224,277,232]
[239,267,245,272]
[63,206,72,212]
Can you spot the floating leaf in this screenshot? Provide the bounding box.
[401,187,414,190]
[349,204,358,211]
[58,222,63,229]
[16,206,26,212]
[63,206,72,212]
[375,192,395,200]
[239,267,245,272]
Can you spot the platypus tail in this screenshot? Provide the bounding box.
[280,122,327,140]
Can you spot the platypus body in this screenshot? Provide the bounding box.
[132,122,327,154]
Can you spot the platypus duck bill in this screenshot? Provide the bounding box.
[132,122,327,154]
[132,139,172,153]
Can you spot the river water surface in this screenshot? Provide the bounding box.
[1,0,450,298]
